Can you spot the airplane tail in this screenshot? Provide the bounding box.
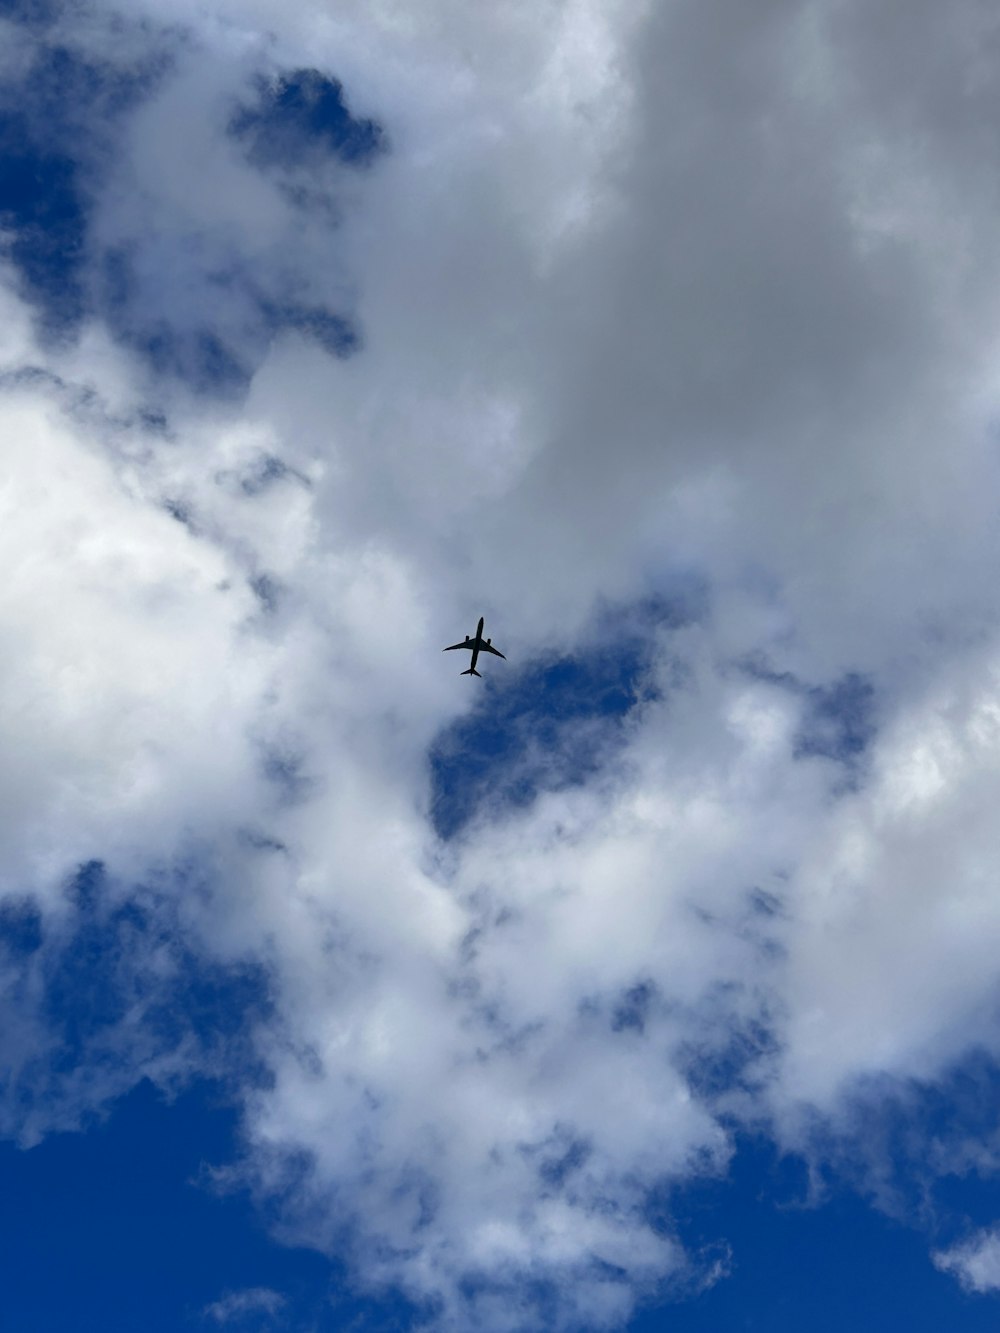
[461,667,482,677]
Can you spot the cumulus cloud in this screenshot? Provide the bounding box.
[5,0,1000,1327]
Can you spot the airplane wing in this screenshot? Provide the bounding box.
[443,641,473,652]
[480,643,506,659]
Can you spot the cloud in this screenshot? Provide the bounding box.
[203,1287,286,1325]
[4,0,1000,1328]
[934,1228,1000,1294]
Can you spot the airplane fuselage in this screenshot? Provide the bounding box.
[443,616,506,677]
[469,616,486,672]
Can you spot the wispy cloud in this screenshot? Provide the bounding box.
[203,1287,286,1325]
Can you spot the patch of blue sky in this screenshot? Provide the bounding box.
[429,596,684,840]
[922,1065,1000,1242]
[228,69,386,170]
[7,1067,999,1332]
[0,1076,423,1333]
[0,894,43,957]
[0,32,379,389]
[8,860,275,1106]
[0,39,164,337]
[0,858,428,1330]
[429,662,635,839]
[632,1125,1000,1332]
[819,1052,1000,1243]
[0,113,86,332]
[629,1047,1000,1331]
[0,0,58,23]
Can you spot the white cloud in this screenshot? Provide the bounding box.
[5,0,1000,1327]
[934,1228,1000,1294]
[0,316,274,897]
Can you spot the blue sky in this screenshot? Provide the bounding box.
[7,1077,1000,1331]
[5,0,1000,1329]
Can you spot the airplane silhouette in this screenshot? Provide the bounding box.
[443,616,507,677]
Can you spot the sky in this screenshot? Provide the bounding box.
[4,0,1000,1328]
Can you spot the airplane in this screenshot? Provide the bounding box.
[443,616,507,677]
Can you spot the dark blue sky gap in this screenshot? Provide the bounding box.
[2,1068,999,1332]
[631,1128,1000,1333]
[429,598,687,840]
[0,41,165,336]
[821,1055,1000,1244]
[0,894,43,956]
[430,646,647,839]
[0,32,376,385]
[0,115,86,330]
[0,0,59,22]
[0,861,275,1118]
[0,1076,421,1333]
[229,69,386,168]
